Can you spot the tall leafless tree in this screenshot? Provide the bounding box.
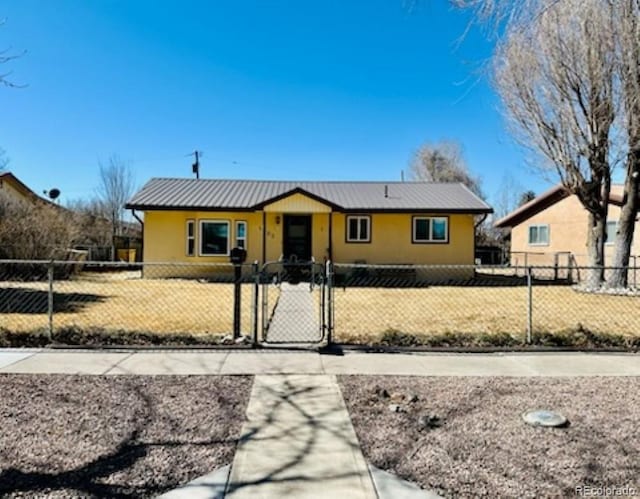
[0,18,25,88]
[97,155,135,258]
[409,140,484,197]
[0,148,8,170]
[493,0,617,287]
[607,1,640,288]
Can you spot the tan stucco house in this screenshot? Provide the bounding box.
[495,184,640,267]
[126,178,492,278]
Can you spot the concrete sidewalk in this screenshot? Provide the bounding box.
[225,374,377,498]
[0,349,639,376]
[266,283,320,343]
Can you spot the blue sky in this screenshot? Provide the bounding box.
[0,0,551,206]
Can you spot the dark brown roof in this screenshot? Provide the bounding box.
[494,185,568,228]
[493,183,640,228]
[126,178,493,214]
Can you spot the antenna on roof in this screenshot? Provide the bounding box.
[401,170,405,182]
[189,150,203,179]
[384,185,389,198]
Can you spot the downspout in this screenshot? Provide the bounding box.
[261,211,267,265]
[328,211,333,262]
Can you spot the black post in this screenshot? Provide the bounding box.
[252,261,259,347]
[233,264,242,340]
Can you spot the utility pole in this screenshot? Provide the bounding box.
[191,150,202,179]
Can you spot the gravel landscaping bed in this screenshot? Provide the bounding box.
[0,374,252,498]
[339,376,640,498]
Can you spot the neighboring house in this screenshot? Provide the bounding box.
[0,171,52,206]
[494,184,640,268]
[126,178,492,278]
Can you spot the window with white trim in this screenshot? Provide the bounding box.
[528,224,549,245]
[346,215,371,242]
[413,217,448,243]
[605,220,618,244]
[200,220,230,256]
[235,221,247,249]
[186,219,195,256]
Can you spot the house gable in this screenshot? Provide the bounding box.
[262,191,333,213]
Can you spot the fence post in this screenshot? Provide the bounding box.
[47,260,54,342]
[526,266,533,344]
[252,261,259,347]
[326,260,333,346]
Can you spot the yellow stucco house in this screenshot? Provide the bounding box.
[495,184,640,267]
[126,178,491,277]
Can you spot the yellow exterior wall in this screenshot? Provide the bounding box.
[264,193,331,213]
[509,191,640,267]
[144,210,264,263]
[331,213,475,265]
[143,210,476,266]
[261,212,330,262]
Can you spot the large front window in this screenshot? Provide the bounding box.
[413,217,448,243]
[200,220,230,256]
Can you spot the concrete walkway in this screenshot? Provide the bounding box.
[225,374,376,498]
[1,349,639,376]
[266,283,320,343]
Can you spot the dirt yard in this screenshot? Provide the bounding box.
[0,271,278,337]
[333,285,640,343]
[339,376,640,498]
[0,374,252,498]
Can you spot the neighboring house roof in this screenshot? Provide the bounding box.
[0,171,50,203]
[494,185,568,228]
[126,178,492,214]
[494,183,639,228]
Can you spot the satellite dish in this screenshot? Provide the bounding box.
[48,188,60,200]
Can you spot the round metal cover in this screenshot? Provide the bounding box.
[522,409,568,427]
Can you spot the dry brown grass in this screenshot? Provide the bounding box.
[333,285,640,343]
[0,272,278,336]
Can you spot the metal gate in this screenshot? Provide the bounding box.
[260,260,328,344]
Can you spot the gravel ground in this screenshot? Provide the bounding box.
[0,374,252,498]
[339,376,640,498]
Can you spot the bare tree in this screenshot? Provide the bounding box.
[0,191,78,259]
[0,147,8,171]
[96,155,135,258]
[0,18,25,88]
[493,0,617,287]
[607,1,640,288]
[409,140,484,197]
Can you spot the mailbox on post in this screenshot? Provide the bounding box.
[230,247,247,265]
[230,247,247,340]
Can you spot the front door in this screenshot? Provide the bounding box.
[283,215,312,261]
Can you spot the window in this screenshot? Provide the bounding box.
[186,220,195,256]
[605,220,618,244]
[528,224,549,245]
[235,221,247,249]
[412,217,448,243]
[199,220,230,256]
[346,215,371,243]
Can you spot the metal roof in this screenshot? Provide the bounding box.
[126,178,493,213]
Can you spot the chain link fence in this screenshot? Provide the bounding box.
[1,259,639,348]
[0,260,260,346]
[331,263,640,348]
